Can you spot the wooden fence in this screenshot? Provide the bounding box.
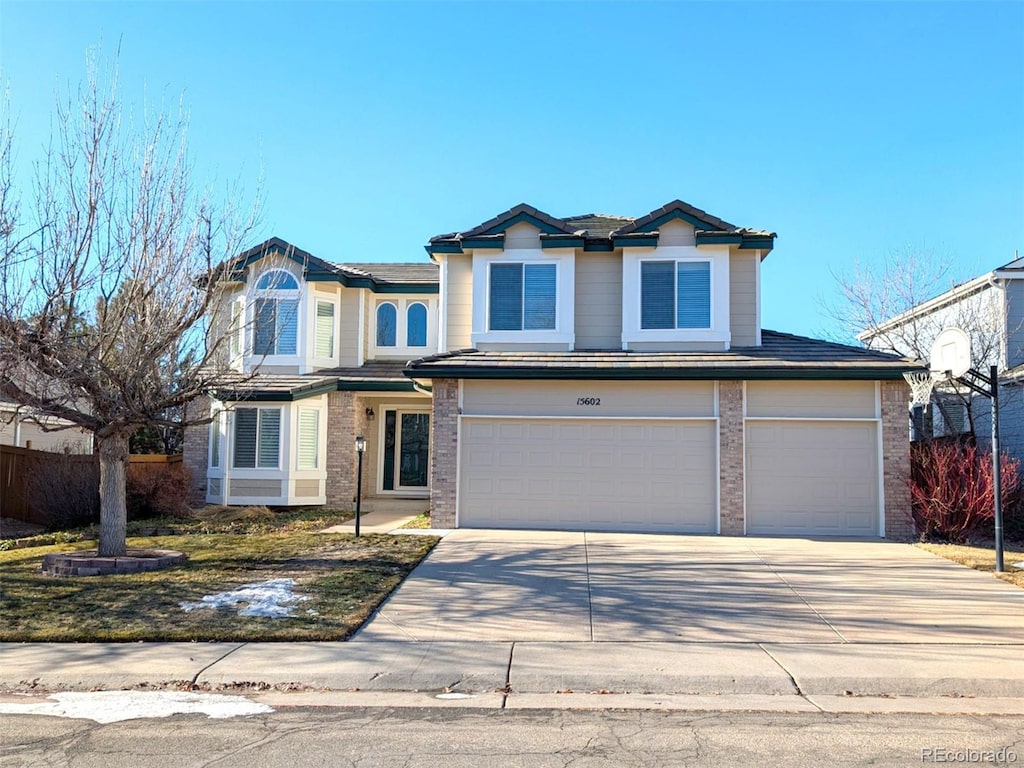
[0,446,183,525]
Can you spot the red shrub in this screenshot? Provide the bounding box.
[910,440,1022,543]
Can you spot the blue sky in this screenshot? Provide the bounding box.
[2,1,1022,341]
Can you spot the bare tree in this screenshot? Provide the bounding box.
[823,247,1004,438]
[0,53,258,556]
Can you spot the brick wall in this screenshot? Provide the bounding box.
[182,397,211,506]
[881,379,915,539]
[429,378,459,528]
[718,380,745,535]
[325,391,356,508]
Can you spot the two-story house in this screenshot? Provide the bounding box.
[185,199,917,538]
[859,255,1024,457]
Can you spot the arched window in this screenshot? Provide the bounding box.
[253,269,299,355]
[255,270,299,291]
[407,302,427,347]
[376,302,397,347]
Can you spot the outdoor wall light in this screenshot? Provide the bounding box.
[365,407,375,421]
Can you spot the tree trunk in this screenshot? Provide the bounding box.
[97,431,131,557]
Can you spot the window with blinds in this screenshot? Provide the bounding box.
[297,409,319,470]
[489,263,556,331]
[315,301,335,358]
[640,260,711,330]
[252,269,299,356]
[209,409,221,468]
[233,407,281,469]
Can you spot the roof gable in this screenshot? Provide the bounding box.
[462,203,577,237]
[617,200,739,234]
[226,237,438,294]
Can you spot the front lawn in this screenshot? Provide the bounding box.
[0,529,437,642]
[916,542,1024,589]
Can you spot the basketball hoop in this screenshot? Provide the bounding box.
[903,370,937,407]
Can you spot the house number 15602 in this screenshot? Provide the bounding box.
[576,397,601,406]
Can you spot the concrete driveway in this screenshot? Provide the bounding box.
[355,530,1024,644]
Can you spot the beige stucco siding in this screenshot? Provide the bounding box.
[658,219,696,246]
[574,252,622,350]
[729,251,758,347]
[462,380,716,417]
[445,254,473,351]
[337,287,362,366]
[746,381,876,419]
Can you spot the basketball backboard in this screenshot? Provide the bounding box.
[930,328,972,378]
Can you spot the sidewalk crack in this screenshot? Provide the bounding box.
[758,643,824,712]
[191,643,249,687]
[501,642,515,710]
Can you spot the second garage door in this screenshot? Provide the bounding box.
[459,418,718,533]
[745,420,880,537]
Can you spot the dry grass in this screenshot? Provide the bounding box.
[399,513,433,530]
[916,542,1024,589]
[0,531,437,642]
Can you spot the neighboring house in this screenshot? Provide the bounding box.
[0,402,93,454]
[859,256,1024,458]
[185,200,917,538]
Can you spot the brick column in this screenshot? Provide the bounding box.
[718,380,745,535]
[429,378,459,528]
[325,391,356,509]
[881,379,915,539]
[182,397,211,507]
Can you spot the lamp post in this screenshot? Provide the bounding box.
[355,434,366,538]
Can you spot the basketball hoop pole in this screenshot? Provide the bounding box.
[950,364,1005,572]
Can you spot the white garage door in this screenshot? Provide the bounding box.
[459,418,718,533]
[745,420,880,536]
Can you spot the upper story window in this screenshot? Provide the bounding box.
[374,299,432,351]
[376,302,397,346]
[640,260,711,330]
[315,300,336,358]
[253,270,300,356]
[407,302,427,346]
[489,263,556,331]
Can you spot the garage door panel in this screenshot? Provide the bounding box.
[460,418,717,532]
[746,420,879,537]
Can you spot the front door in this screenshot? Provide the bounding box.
[381,409,430,492]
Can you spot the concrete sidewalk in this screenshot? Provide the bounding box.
[3,639,1024,713]
[4,530,1023,714]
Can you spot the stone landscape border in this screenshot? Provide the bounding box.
[41,549,187,577]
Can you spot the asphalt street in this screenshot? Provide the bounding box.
[3,706,1023,768]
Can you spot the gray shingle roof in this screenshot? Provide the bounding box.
[428,199,776,249]
[342,263,438,285]
[405,331,917,380]
[229,237,438,288]
[561,214,636,238]
[210,362,418,401]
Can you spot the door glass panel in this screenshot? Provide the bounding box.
[399,413,430,487]
[382,410,396,491]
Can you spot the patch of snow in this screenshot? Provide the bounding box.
[180,578,310,618]
[1012,561,1024,571]
[0,691,273,723]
